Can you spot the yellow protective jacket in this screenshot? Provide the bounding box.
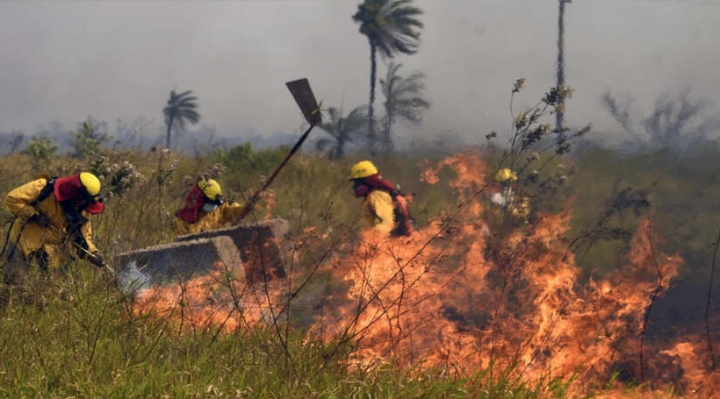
[175,202,246,236]
[363,190,396,235]
[5,178,99,269]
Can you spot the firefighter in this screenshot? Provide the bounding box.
[490,167,517,207]
[349,160,415,237]
[2,172,107,284]
[490,167,530,223]
[174,178,247,236]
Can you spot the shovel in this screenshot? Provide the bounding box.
[236,78,322,221]
[114,79,321,293]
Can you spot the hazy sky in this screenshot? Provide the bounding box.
[1,0,719,146]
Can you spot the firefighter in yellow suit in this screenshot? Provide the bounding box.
[491,167,530,223]
[349,160,414,237]
[3,172,106,283]
[174,178,247,236]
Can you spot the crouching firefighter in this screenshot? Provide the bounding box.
[174,178,247,236]
[2,172,107,284]
[349,160,416,237]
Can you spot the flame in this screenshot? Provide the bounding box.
[133,261,284,334]
[262,190,277,220]
[133,151,719,397]
[312,152,716,397]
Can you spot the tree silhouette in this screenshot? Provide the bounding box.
[352,0,423,155]
[316,106,369,159]
[163,89,200,149]
[602,90,720,150]
[556,0,572,136]
[379,62,430,151]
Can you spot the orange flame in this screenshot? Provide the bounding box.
[312,152,715,396]
[133,261,284,334]
[134,151,718,397]
[262,190,277,220]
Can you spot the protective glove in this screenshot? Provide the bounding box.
[88,251,106,268]
[29,212,53,228]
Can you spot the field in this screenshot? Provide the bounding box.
[1,139,719,398]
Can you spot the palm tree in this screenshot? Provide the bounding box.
[163,89,200,149]
[352,0,423,155]
[556,0,572,136]
[379,62,430,151]
[316,106,369,159]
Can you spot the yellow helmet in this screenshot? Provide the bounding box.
[350,160,378,180]
[198,178,222,201]
[79,172,101,196]
[495,168,518,183]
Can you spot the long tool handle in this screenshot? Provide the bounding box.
[237,123,316,221]
[44,223,116,275]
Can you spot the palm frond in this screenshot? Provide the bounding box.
[174,90,194,99]
[380,61,430,132]
[316,105,369,158]
[354,0,423,59]
[163,87,202,147]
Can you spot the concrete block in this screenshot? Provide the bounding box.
[175,218,290,282]
[114,235,242,288]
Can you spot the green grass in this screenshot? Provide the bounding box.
[0,269,569,398]
[1,143,710,398]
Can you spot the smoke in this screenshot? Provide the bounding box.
[593,90,720,156]
[116,261,151,296]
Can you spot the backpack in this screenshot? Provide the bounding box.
[390,191,417,237]
[30,175,91,256]
[30,175,57,206]
[1,175,56,261]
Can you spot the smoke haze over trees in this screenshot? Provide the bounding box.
[0,1,717,151]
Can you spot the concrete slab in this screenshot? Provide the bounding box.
[114,235,242,288]
[175,218,290,282]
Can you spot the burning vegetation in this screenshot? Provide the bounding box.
[132,152,717,397]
